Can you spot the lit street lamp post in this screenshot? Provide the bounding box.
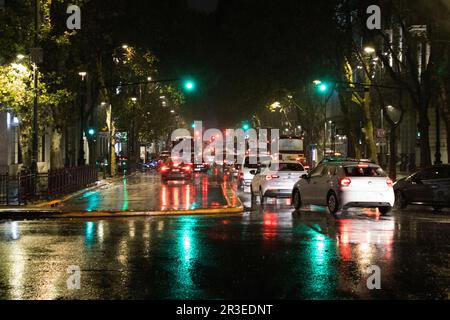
[78,71,87,166]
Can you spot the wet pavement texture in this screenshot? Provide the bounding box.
[59,172,227,212]
[0,173,449,300]
[0,208,449,299]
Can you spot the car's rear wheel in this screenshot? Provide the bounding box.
[327,192,339,214]
[379,206,391,215]
[395,190,408,209]
[292,189,302,210]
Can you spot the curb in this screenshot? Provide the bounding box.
[33,174,130,208]
[0,207,244,220]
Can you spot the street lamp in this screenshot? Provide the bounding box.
[364,46,376,54]
[78,71,87,80]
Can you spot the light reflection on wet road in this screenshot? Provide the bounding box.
[59,172,227,212]
[0,173,449,299]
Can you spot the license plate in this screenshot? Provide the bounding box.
[172,169,180,172]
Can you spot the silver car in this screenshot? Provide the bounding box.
[291,160,395,215]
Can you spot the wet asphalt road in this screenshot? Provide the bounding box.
[0,172,449,300]
[59,171,227,212]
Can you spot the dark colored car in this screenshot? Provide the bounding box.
[394,165,450,211]
[159,159,193,182]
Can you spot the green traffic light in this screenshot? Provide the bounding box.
[88,128,95,136]
[319,84,328,92]
[184,80,195,92]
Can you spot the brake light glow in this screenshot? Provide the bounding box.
[160,166,170,172]
[339,177,351,186]
[357,164,369,168]
[183,166,192,172]
[386,178,393,187]
[266,175,279,181]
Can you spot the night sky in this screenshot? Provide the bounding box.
[187,0,218,12]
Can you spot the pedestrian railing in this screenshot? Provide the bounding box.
[0,165,98,206]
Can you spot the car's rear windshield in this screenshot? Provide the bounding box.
[244,156,271,168]
[277,163,305,171]
[344,166,386,177]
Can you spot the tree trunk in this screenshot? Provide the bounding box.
[417,107,432,168]
[363,87,378,163]
[50,129,64,169]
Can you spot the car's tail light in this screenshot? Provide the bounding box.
[339,177,351,186]
[183,165,192,172]
[304,165,310,170]
[357,164,369,168]
[160,166,170,172]
[386,178,393,187]
[266,175,279,181]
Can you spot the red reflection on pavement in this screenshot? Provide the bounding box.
[160,184,169,211]
[173,187,180,209]
[263,212,278,240]
[202,175,209,208]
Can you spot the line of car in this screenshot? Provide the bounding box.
[242,156,450,215]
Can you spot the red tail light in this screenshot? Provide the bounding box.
[266,175,279,181]
[160,166,170,172]
[339,177,352,187]
[183,166,192,172]
[386,178,393,187]
[357,164,369,168]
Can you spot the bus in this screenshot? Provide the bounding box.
[275,135,309,169]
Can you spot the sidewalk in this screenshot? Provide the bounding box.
[0,172,244,219]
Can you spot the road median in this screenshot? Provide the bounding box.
[0,176,244,219]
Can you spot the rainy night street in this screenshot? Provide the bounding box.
[0,171,449,300]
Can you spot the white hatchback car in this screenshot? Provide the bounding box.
[291,160,395,214]
[239,155,272,191]
[250,161,307,204]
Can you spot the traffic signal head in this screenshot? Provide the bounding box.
[183,80,196,92]
[319,84,328,92]
[88,128,95,136]
[314,80,331,94]
[242,121,250,131]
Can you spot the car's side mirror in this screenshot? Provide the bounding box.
[250,170,257,175]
